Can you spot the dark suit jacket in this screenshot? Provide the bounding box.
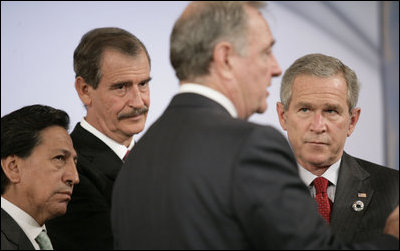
[111,93,397,249]
[331,152,399,242]
[1,209,35,250]
[47,123,123,250]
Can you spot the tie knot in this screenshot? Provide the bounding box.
[313,177,329,195]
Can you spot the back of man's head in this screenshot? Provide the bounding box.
[170,1,265,82]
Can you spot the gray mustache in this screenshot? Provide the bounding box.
[118,107,149,120]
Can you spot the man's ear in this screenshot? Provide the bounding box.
[276,102,288,131]
[1,156,22,184]
[347,107,361,137]
[212,41,236,80]
[75,77,92,106]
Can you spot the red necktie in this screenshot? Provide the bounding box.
[123,150,130,162]
[313,177,331,223]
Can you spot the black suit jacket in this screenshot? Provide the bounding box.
[331,152,399,242]
[112,93,397,249]
[47,123,123,250]
[1,209,35,250]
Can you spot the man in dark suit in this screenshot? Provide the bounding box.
[112,2,398,249]
[276,53,399,243]
[1,105,79,250]
[46,27,152,249]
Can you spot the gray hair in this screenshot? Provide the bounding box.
[74,27,150,89]
[170,1,266,81]
[280,53,359,113]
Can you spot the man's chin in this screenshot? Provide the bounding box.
[256,103,268,114]
[48,205,68,220]
[124,125,145,136]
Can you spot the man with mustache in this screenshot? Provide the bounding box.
[276,53,399,242]
[112,2,398,250]
[46,27,151,250]
[1,104,79,250]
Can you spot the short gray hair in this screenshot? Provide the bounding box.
[280,53,359,113]
[170,1,266,81]
[74,27,150,89]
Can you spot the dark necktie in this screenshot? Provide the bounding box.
[123,149,130,162]
[313,177,331,223]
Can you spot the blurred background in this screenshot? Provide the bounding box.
[1,1,398,169]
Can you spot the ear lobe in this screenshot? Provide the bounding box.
[1,156,22,184]
[75,77,92,106]
[276,102,288,131]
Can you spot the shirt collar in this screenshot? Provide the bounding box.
[80,118,135,160]
[179,83,238,118]
[297,157,341,186]
[1,196,44,249]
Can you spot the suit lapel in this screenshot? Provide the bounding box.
[71,123,123,178]
[330,152,374,239]
[71,123,123,203]
[1,209,35,250]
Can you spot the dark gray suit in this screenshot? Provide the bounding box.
[331,152,399,242]
[111,93,398,249]
[1,209,35,250]
[47,123,123,250]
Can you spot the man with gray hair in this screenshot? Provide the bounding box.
[46,27,152,250]
[112,2,398,249]
[276,53,399,242]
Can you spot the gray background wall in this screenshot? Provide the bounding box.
[2,1,398,169]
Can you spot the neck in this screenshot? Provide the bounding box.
[3,191,46,226]
[299,162,330,177]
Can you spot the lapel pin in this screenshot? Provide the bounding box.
[352,200,364,212]
[357,193,367,198]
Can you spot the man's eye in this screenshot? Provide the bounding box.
[54,155,66,161]
[300,108,309,112]
[116,83,128,89]
[139,81,148,87]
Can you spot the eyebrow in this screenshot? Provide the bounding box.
[111,77,152,86]
[295,101,312,108]
[140,77,152,84]
[324,103,342,111]
[56,149,78,159]
[295,102,343,111]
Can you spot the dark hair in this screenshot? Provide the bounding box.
[74,27,151,89]
[1,104,70,194]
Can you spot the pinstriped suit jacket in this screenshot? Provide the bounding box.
[46,123,123,250]
[112,93,398,249]
[331,152,399,243]
[1,209,35,250]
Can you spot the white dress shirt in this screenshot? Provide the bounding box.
[179,83,238,118]
[80,118,135,160]
[1,196,47,250]
[297,159,341,202]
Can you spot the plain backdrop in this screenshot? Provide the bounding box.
[1,1,391,167]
